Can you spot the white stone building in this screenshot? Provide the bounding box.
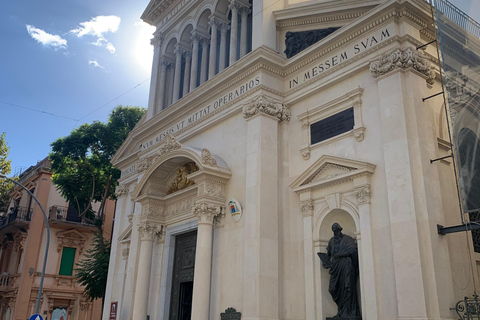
[103,0,480,319]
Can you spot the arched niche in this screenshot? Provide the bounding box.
[133,141,231,225]
[290,154,377,320]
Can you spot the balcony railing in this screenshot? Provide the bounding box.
[0,206,32,227]
[0,274,18,291]
[48,205,93,224]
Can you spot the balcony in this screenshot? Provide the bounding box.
[48,206,94,225]
[0,273,18,291]
[0,206,32,228]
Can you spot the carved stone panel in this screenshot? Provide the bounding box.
[221,307,242,320]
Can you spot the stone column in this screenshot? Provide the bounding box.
[147,33,163,118]
[208,19,218,79]
[183,51,192,96]
[131,222,159,320]
[191,203,218,320]
[157,60,170,111]
[200,38,209,84]
[229,1,239,65]
[190,33,201,90]
[300,199,315,320]
[241,94,290,320]
[218,23,229,72]
[239,6,250,58]
[172,46,183,103]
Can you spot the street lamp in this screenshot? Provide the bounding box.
[0,174,50,314]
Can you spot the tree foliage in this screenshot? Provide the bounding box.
[0,132,14,213]
[75,231,111,300]
[50,105,145,222]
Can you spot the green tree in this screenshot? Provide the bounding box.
[49,105,145,223]
[75,232,111,300]
[0,132,14,213]
[49,105,145,301]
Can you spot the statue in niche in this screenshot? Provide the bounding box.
[284,27,340,58]
[318,223,361,319]
[166,162,199,195]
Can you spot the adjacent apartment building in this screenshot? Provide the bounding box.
[103,0,480,319]
[0,157,114,320]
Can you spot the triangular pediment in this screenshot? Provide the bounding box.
[290,155,375,192]
[118,224,132,243]
[56,229,88,240]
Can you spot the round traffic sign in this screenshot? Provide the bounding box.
[29,314,44,320]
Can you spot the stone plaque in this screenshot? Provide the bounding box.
[221,307,241,320]
[310,107,354,145]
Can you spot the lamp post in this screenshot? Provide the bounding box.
[0,174,50,314]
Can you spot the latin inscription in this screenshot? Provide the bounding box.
[141,76,261,150]
[288,28,391,89]
[310,108,354,145]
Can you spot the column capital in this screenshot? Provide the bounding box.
[193,203,221,225]
[150,33,163,47]
[217,21,230,33]
[161,59,173,68]
[354,185,371,204]
[370,46,435,86]
[242,94,291,122]
[191,31,209,43]
[300,200,314,217]
[183,50,192,59]
[229,0,250,11]
[138,221,162,241]
[238,6,251,16]
[115,184,129,197]
[174,46,186,55]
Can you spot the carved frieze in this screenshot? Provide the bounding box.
[165,198,194,217]
[141,199,165,219]
[300,200,314,217]
[355,185,371,204]
[115,184,129,197]
[205,182,224,198]
[201,148,218,166]
[242,94,291,122]
[193,203,220,224]
[122,247,130,260]
[370,47,435,85]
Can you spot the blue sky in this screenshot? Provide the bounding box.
[1,0,155,175]
[0,0,479,176]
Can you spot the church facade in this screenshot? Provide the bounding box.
[103,0,479,319]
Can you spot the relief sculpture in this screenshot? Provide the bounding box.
[166,162,199,195]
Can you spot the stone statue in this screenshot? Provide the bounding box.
[318,223,361,319]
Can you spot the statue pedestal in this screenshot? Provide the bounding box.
[326,317,361,320]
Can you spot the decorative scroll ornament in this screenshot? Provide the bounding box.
[370,47,435,85]
[136,158,151,172]
[354,185,371,204]
[201,148,217,166]
[138,222,159,241]
[193,203,220,224]
[214,209,226,228]
[166,162,199,195]
[156,225,166,243]
[242,94,291,122]
[155,134,181,159]
[115,184,129,197]
[300,200,314,217]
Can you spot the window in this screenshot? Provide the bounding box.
[59,247,76,276]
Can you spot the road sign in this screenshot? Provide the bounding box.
[29,315,43,320]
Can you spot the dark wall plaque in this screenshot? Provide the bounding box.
[221,307,241,320]
[310,108,354,145]
[284,27,340,58]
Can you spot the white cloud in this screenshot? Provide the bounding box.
[70,15,120,54]
[26,25,67,49]
[88,60,104,69]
